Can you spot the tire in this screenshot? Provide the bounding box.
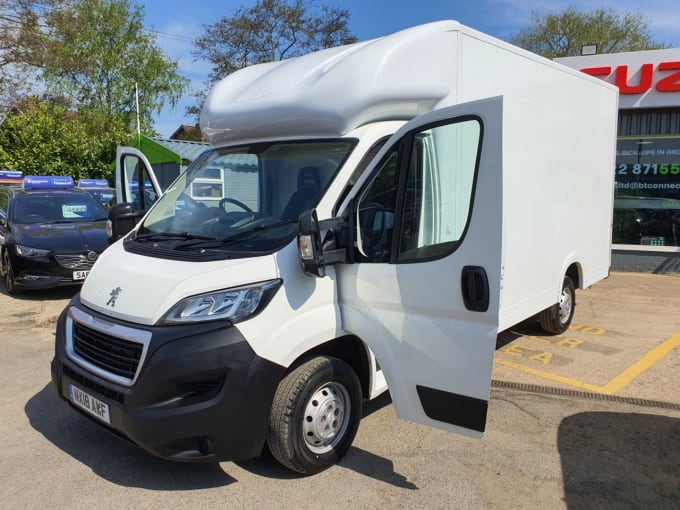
[2,250,18,295]
[267,356,362,475]
[539,275,575,334]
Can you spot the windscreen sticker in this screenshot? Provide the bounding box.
[62,204,90,218]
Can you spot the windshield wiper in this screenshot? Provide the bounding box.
[175,220,296,250]
[43,217,108,224]
[134,231,218,242]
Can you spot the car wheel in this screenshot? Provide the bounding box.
[2,250,18,295]
[267,356,362,475]
[539,275,575,334]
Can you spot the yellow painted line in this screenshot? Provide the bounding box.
[600,332,680,394]
[495,359,604,393]
[495,332,680,395]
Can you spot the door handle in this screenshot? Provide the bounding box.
[461,266,489,312]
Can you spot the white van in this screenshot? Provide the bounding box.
[50,21,618,474]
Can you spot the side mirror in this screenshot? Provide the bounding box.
[107,202,142,243]
[298,209,326,277]
[297,209,349,277]
[366,209,394,243]
[357,204,394,260]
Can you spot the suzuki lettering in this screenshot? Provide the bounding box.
[581,61,680,94]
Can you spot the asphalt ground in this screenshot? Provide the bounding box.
[1,271,678,407]
[492,271,680,406]
[0,271,679,509]
[0,285,76,331]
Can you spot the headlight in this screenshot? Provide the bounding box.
[15,245,50,257]
[158,279,282,325]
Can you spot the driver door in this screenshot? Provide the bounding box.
[337,97,503,436]
[109,147,163,240]
[115,147,162,213]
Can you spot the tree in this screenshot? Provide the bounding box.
[0,1,189,180]
[508,6,667,58]
[0,97,132,180]
[34,0,189,132]
[0,0,67,112]
[191,0,356,114]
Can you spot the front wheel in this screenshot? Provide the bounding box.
[267,356,362,475]
[2,250,18,295]
[539,275,575,334]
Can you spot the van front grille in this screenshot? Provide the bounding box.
[72,322,143,380]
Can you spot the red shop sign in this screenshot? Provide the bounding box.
[581,61,680,94]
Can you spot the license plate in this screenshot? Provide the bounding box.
[68,384,111,424]
[73,270,90,280]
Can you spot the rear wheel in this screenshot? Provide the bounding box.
[267,356,362,475]
[539,275,575,334]
[2,250,18,295]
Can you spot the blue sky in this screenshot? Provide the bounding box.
[138,0,680,137]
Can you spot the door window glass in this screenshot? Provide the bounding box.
[122,154,159,212]
[398,119,480,261]
[355,118,481,263]
[355,151,399,262]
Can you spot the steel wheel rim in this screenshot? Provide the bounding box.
[558,286,572,324]
[302,382,351,454]
[3,252,12,291]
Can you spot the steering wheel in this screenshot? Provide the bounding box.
[219,197,252,213]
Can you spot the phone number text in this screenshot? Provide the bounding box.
[617,163,680,175]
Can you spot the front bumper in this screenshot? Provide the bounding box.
[10,252,96,289]
[51,294,286,462]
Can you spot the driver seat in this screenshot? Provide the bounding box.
[281,166,322,221]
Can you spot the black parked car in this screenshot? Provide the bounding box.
[0,176,109,293]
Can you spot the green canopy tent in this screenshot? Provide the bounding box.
[118,134,210,189]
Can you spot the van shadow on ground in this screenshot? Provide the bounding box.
[26,384,236,490]
[28,383,410,486]
[558,411,680,509]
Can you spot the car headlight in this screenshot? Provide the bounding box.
[158,279,282,325]
[15,245,50,257]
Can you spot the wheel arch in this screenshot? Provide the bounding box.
[288,335,372,400]
[565,262,582,289]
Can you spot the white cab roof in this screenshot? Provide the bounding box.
[201,20,470,144]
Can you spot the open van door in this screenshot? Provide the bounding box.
[337,97,503,436]
[109,147,163,240]
[115,146,162,211]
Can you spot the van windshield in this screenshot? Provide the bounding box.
[136,139,355,256]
